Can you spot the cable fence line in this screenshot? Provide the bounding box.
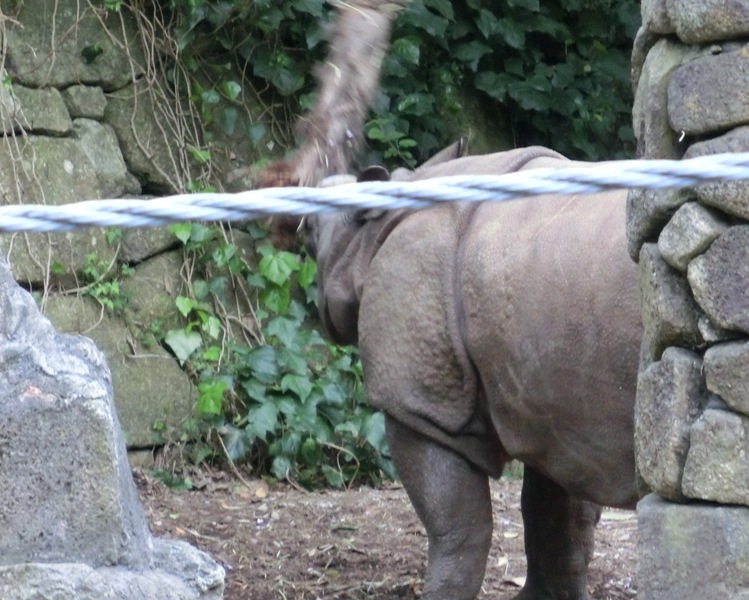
[2,152,749,233]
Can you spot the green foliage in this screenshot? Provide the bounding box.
[80,229,132,313]
[156,0,638,169]
[166,223,395,488]
[157,0,333,153]
[374,0,640,162]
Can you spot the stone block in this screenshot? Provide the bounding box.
[658,202,728,271]
[120,250,186,330]
[641,0,675,34]
[688,225,749,333]
[669,0,749,43]
[121,225,180,264]
[682,408,749,504]
[0,74,26,134]
[638,244,701,361]
[704,340,749,416]
[631,27,660,97]
[683,126,749,220]
[635,347,707,500]
[1,0,145,90]
[61,85,108,119]
[631,38,698,159]
[72,118,130,197]
[668,44,749,136]
[104,80,186,192]
[638,493,749,600]
[44,295,198,448]
[12,86,72,135]
[698,314,741,344]
[626,187,693,261]
[0,136,118,286]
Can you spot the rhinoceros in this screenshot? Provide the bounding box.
[304,145,642,600]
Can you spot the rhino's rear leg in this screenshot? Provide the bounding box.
[516,466,601,600]
[385,416,494,600]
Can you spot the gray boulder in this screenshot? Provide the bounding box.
[0,252,223,598]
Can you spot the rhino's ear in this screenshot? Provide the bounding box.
[357,165,390,182]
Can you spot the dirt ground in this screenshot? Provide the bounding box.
[136,469,637,600]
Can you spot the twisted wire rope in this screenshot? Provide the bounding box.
[1,152,749,232]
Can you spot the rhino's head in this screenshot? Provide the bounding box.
[303,139,468,346]
[304,167,391,346]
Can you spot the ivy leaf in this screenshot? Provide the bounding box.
[221,424,253,461]
[271,454,293,481]
[241,378,268,403]
[290,0,324,17]
[218,106,239,135]
[259,250,300,286]
[321,464,345,487]
[197,379,227,415]
[392,37,421,66]
[201,89,221,105]
[424,0,454,19]
[246,345,279,382]
[475,71,513,101]
[454,41,492,72]
[164,329,202,365]
[300,437,323,466]
[362,412,388,453]
[247,401,280,441]
[277,347,309,376]
[247,123,267,146]
[266,316,298,348]
[298,258,317,290]
[281,373,313,402]
[169,223,192,245]
[260,286,291,315]
[475,9,500,38]
[495,18,526,49]
[203,315,222,339]
[175,296,194,318]
[221,80,242,101]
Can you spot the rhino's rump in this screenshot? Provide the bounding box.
[461,192,641,507]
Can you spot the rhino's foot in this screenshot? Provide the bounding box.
[513,583,592,600]
[518,466,601,600]
[385,416,495,600]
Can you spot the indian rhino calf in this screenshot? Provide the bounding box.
[305,145,642,600]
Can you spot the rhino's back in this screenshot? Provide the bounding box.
[461,190,641,508]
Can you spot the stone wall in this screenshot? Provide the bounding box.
[0,0,261,451]
[630,2,749,598]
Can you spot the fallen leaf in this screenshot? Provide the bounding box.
[502,576,526,588]
[503,531,520,539]
[601,511,634,522]
[496,554,509,568]
[175,526,188,537]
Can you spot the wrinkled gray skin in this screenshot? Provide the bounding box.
[305,144,642,600]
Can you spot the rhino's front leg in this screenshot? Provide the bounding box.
[517,466,602,600]
[385,416,494,599]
